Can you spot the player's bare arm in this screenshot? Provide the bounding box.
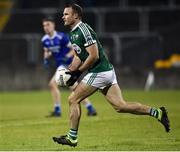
[43,48,52,59]
[79,43,99,72]
[68,52,81,71]
[65,43,99,86]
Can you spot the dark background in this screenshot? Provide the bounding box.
[0,0,180,90]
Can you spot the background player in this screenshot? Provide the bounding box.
[41,17,97,117]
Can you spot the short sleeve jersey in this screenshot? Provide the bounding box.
[41,31,72,67]
[69,21,113,73]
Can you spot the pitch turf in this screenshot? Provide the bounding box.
[0,90,180,151]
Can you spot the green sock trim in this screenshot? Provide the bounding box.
[68,129,78,140]
[67,134,78,143]
[157,108,162,120]
[150,108,162,120]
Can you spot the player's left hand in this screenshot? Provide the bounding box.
[65,70,82,86]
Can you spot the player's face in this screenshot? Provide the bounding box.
[43,21,55,34]
[62,7,77,27]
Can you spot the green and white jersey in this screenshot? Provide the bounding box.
[69,21,113,73]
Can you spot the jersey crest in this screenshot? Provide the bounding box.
[71,34,79,41]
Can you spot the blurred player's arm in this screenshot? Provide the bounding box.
[43,47,52,59]
[43,48,52,69]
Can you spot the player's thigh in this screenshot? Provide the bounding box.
[69,81,97,104]
[101,84,126,108]
[69,81,78,91]
[49,75,58,87]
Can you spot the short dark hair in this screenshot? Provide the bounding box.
[65,3,83,19]
[42,17,55,23]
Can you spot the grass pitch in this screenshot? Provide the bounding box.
[0,89,180,151]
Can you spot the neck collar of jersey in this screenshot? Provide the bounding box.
[48,31,57,39]
[71,21,82,32]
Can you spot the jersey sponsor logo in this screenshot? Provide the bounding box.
[45,41,50,45]
[49,46,61,53]
[72,44,81,54]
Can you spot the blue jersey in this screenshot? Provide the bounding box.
[41,31,73,67]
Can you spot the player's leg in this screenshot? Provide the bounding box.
[81,98,97,116]
[68,82,97,129]
[101,84,151,114]
[53,82,98,146]
[48,75,61,117]
[70,82,97,116]
[101,84,170,132]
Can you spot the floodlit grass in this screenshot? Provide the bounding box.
[0,90,180,151]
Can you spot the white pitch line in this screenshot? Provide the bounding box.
[0,120,67,128]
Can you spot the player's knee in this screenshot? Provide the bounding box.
[68,95,73,105]
[68,94,79,105]
[114,102,127,113]
[48,82,56,90]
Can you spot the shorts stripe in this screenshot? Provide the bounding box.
[87,73,97,85]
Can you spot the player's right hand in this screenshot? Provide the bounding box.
[65,70,82,86]
[43,59,50,69]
